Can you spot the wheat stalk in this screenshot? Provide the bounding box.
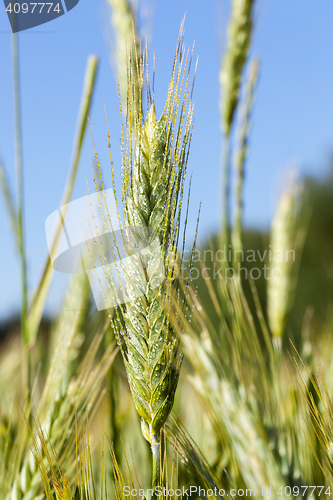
[219,0,255,255]
[232,58,259,272]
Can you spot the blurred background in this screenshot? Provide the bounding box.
[1,0,333,326]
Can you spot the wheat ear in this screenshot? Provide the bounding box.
[96,26,195,491]
[124,49,194,489]
[267,177,300,345]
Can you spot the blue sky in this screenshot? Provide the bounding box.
[1,0,333,320]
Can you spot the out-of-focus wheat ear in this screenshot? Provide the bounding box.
[220,0,255,136]
[267,175,303,346]
[232,58,259,274]
[30,415,98,500]
[8,323,116,500]
[38,269,91,418]
[219,0,255,259]
[106,0,141,111]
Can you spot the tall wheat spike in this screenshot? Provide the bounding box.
[220,0,255,136]
[220,0,255,255]
[267,178,300,345]
[169,257,317,494]
[93,24,195,490]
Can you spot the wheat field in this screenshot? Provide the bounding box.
[1,1,333,500]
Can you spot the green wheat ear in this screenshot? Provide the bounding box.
[93,22,195,488]
[123,106,183,439]
[122,33,195,452]
[267,176,302,345]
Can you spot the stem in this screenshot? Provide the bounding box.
[0,156,18,243]
[151,434,160,498]
[221,134,231,267]
[231,59,259,277]
[232,148,244,275]
[12,31,29,391]
[105,326,122,466]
